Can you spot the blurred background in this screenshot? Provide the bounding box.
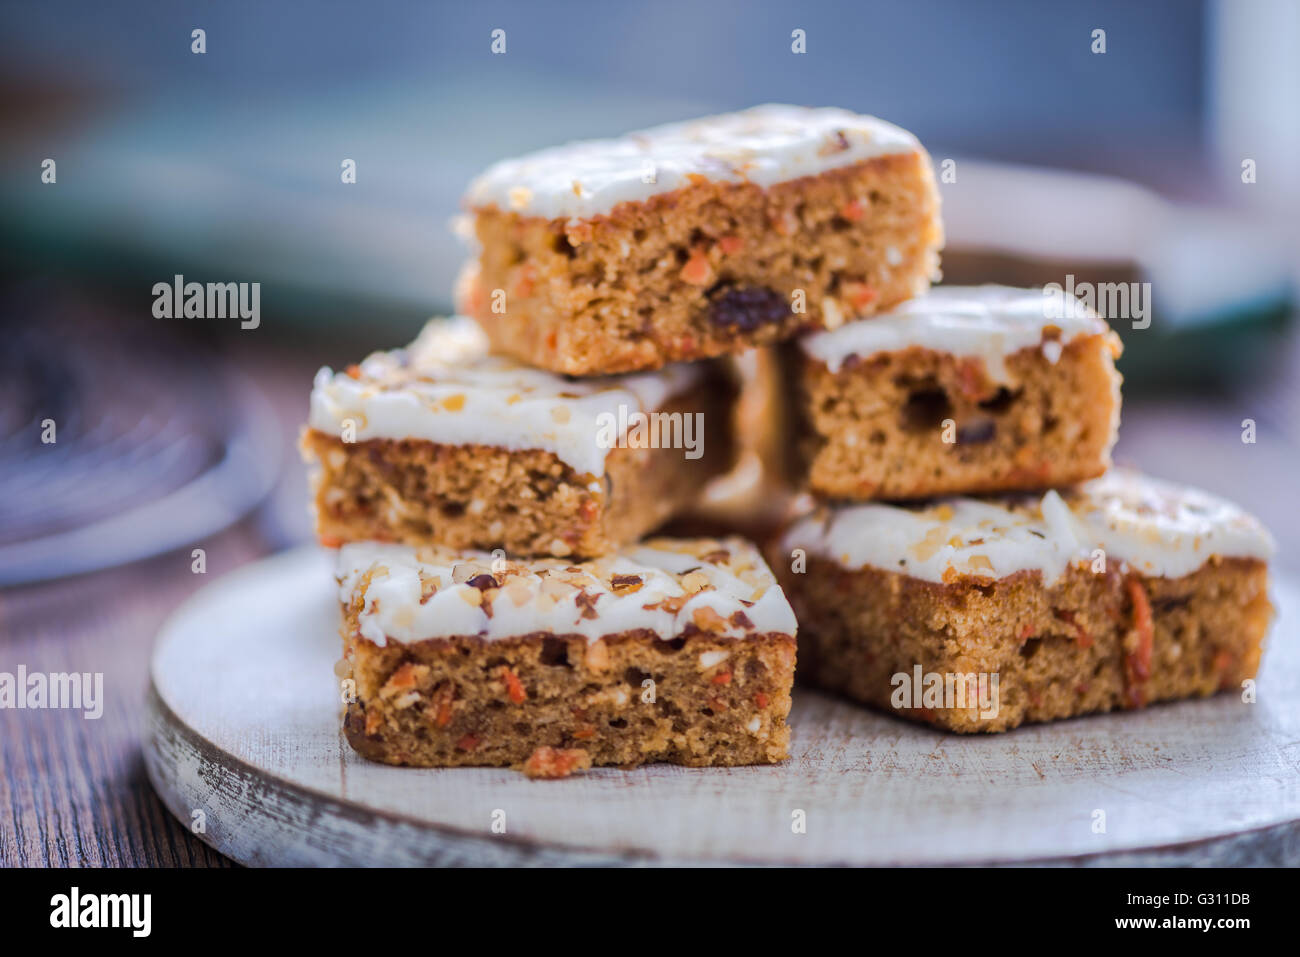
[1,0,1298,584]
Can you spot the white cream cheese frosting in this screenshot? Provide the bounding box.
[781,470,1273,585]
[338,537,798,647]
[799,284,1114,380]
[308,316,702,477]
[465,104,922,220]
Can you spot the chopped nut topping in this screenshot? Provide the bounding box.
[417,571,441,604]
[818,128,851,155]
[680,570,712,593]
[645,594,690,615]
[452,562,485,584]
[729,610,753,629]
[609,573,644,594]
[504,580,533,606]
[692,606,729,633]
[574,589,600,620]
[912,525,949,563]
[540,577,573,599]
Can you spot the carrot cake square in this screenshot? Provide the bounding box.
[337,537,798,773]
[301,316,735,558]
[775,470,1273,732]
[459,104,943,374]
[782,284,1123,501]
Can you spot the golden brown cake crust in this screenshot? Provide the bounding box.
[774,554,1271,733]
[341,627,796,769]
[302,378,736,558]
[782,333,1122,500]
[465,154,943,374]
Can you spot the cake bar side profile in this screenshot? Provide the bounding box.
[782,556,1270,733]
[337,538,798,771]
[775,471,1274,732]
[783,284,1123,500]
[302,317,736,558]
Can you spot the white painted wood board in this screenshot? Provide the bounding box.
[145,546,1300,866]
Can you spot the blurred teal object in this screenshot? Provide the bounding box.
[939,161,1295,392]
[0,76,710,338]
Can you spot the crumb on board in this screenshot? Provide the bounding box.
[521,746,592,780]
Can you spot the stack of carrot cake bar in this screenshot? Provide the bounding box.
[303,104,1274,776]
[773,287,1274,731]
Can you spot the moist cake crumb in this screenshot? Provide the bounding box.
[781,285,1123,500]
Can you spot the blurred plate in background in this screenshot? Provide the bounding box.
[0,288,280,585]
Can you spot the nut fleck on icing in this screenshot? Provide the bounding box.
[338,538,797,646]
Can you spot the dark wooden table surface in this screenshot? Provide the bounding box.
[1,524,261,866]
[0,343,325,868]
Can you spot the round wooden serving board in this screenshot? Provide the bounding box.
[145,546,1300,866]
